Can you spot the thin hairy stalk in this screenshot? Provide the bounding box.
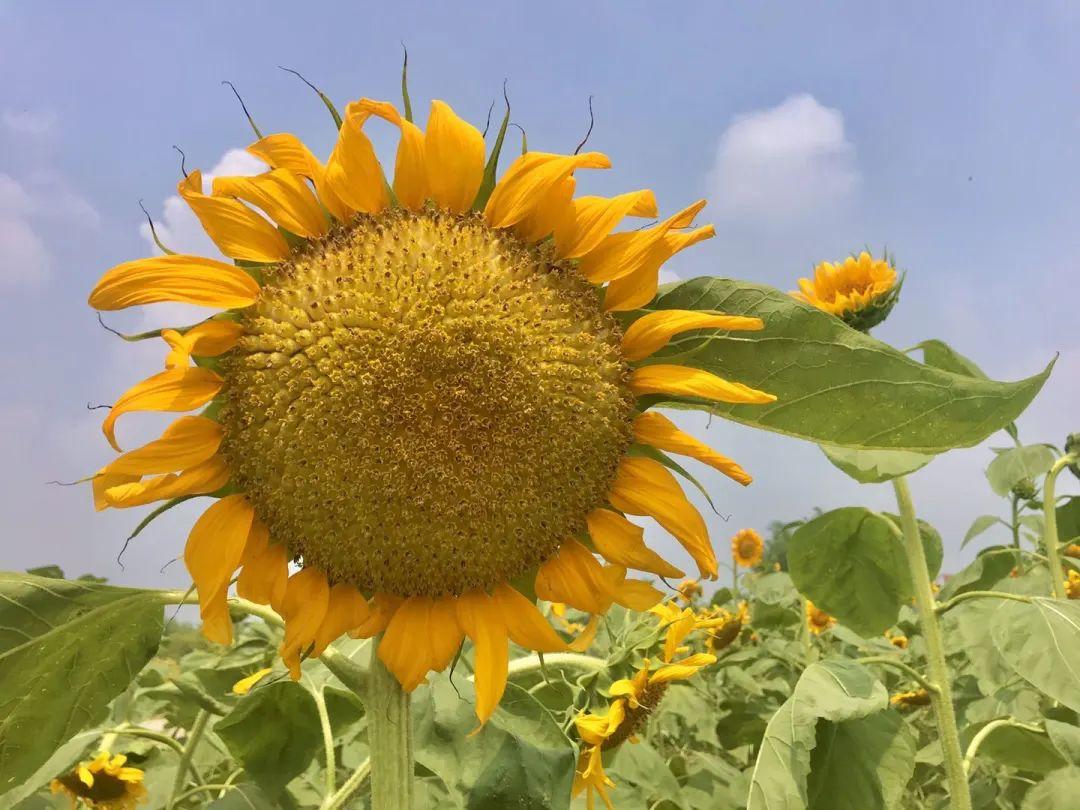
[1043,454,1078,599]
[935,590,1033,616]
[320,757,372,810]
[856,656,939,694]
[963,718,1045,776]
[166,709,211,810]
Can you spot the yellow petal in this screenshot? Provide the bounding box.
[534,539,613,614]
[632,411,753,486]
[568,615,600,653]
[356,98,428,211]
[178,171,290,262]
[586,508,684,578]
[379,596,464,691]
[553,189,657,259]
[603,225,715,311]
[102,415,222,476]
[621,310,763,362]
[232,667,273,695]
[424,100,484,214]
[608,456,716,579]
[162,320,244,369]
[349,593,401,639]
[236,525,289,614]
[651,653,717,684]
[514,176,576,244]
[324,102,389,215]
[602,565,666,611]
[629,364,776,406]
[92,470,140,511]
[246,133,353,222]
[313,583,372,656]
[102,367,223,452]
[88,255,261,311]
[485,151,611,229]
[184,495,254,645]
[278,568,330,678]
[212,169,328,239]
[578,201,707,285]
[101,455,229,508]
[493,583,568,653]
[455,590,509,725]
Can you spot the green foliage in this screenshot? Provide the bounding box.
[1057,496,1080,544]
[787,508,941,636]
[0,572,163,793]
[985,445,1058,496]
[992,598,1080,714]
[635,278,1051,452]
[819,445,935,484]
[215,681,323,796]
[1020,766,1080,809]
[807,712,916,810]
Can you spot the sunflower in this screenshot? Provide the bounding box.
[650,600,735,661]
[792,251,900,331]
[731,527,764,568]
[805,600,836,635]
[675,578,703,604]
[573,654,715,808]
[885,630,909,650]
[890,688,933,710]
[50,753,147,810]
[1065,544,1080,559]
[1066,569,1080,599]
[88,81,776,723]
[705,601,748,653]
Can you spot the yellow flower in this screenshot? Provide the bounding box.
[792,251,900,331]
[51,752,147,809]
[87,72,776,724]
[572,655,714,808]
[805,600,836,635]
[651,600,737,661]
[890,689,933,710]
[676,578,702,604]
[885,631,908,650]
[1065,544,1080,559]
[706,602,749,653]
[231,667,274,695]
[731,528,764,568]
[1066,569,1080,599]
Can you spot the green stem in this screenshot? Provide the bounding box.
[963,719,1044,776]
[172,784,239,805]
[934,590,1034,616]
[167,709,211,810]
[320,758,372,810]
[1044,454,1077,599]
[311,682,337,798]
[504,652,606,679]
[368,637,414,810]
[892,477,972,810]
[856,656,939,694]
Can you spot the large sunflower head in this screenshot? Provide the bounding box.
[88,75,776,723]
[731,527,764,568]
[50,752,147,810]
[792,250,901,331]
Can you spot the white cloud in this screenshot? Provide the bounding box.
[0,216,51,287]
[140,148,264,256]
[710,94,858,222]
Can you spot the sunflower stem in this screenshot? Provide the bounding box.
[1043,454,1076,599]
[319,757,372,810]
[167,709,211,810]
[503,652,606,678]
[368,636,414,810]
[892,477,971,810]
[309,680,337,798]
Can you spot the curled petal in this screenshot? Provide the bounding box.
[236,526,289,614]
[246,133,352,221]
[325,102,389,215]
[184,495,255,645]
[553,189,658,259]
[162,320,244,369]
[313,583,372,656]
[534,540,613,614]
[455,591,509,725]
[356,98,428,210]
[633,411,752,486]
[603,225,715,312]
[586,508,684,578]
[621,310,763,362]
[350,593,402,639]
[88,255,261,311]
[178,171,290,262]
[514,176,576,244]
[278,568,331,678]
[379,596,464,691]
[213,169,328,239]
[424,100,484,213]
[102,367,223,452]
[100,455,229,509]
[485,151,611,229]
[102,415,222,476]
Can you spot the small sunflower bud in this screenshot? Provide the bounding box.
[1010,478,1038,501]
[791,251,902,332]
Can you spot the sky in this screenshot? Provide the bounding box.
[0,1,1077,592]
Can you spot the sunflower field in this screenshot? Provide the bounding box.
[1,62,1078,810]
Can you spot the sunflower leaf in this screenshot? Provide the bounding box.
[0,572,163,792]
[631,279,1052,453]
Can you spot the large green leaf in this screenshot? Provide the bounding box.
[806,711,916,810]
[412,673,575,810]
[992,598,1080,713]
[747,659,888,810]
[966,722,1066,773]
[1021,766,1080,810]
[787,508,941,636]
[937,548,1016,600]
[215,681,321,796]
[1046,720,1080,766]
[962,515,1005,549]
[1057,497,1080,544]
[985,445,1058,496]
[634,279,1051,452]
[818,445,935,484]
[0,572,163,792]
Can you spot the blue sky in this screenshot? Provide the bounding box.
[1,1,1077,589]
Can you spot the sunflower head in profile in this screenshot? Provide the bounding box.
[1066,569,1080,600]
[675,578,703,604]
[805,600,836,635]
[50,752,147,809]
[890,688,933,710]
[792,250,901,331]
[731,527,764,568]
[705,601,748,653]
[573,654,715,808]
[88,72,776,723]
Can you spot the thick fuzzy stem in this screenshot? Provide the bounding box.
[368,638,414,810]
